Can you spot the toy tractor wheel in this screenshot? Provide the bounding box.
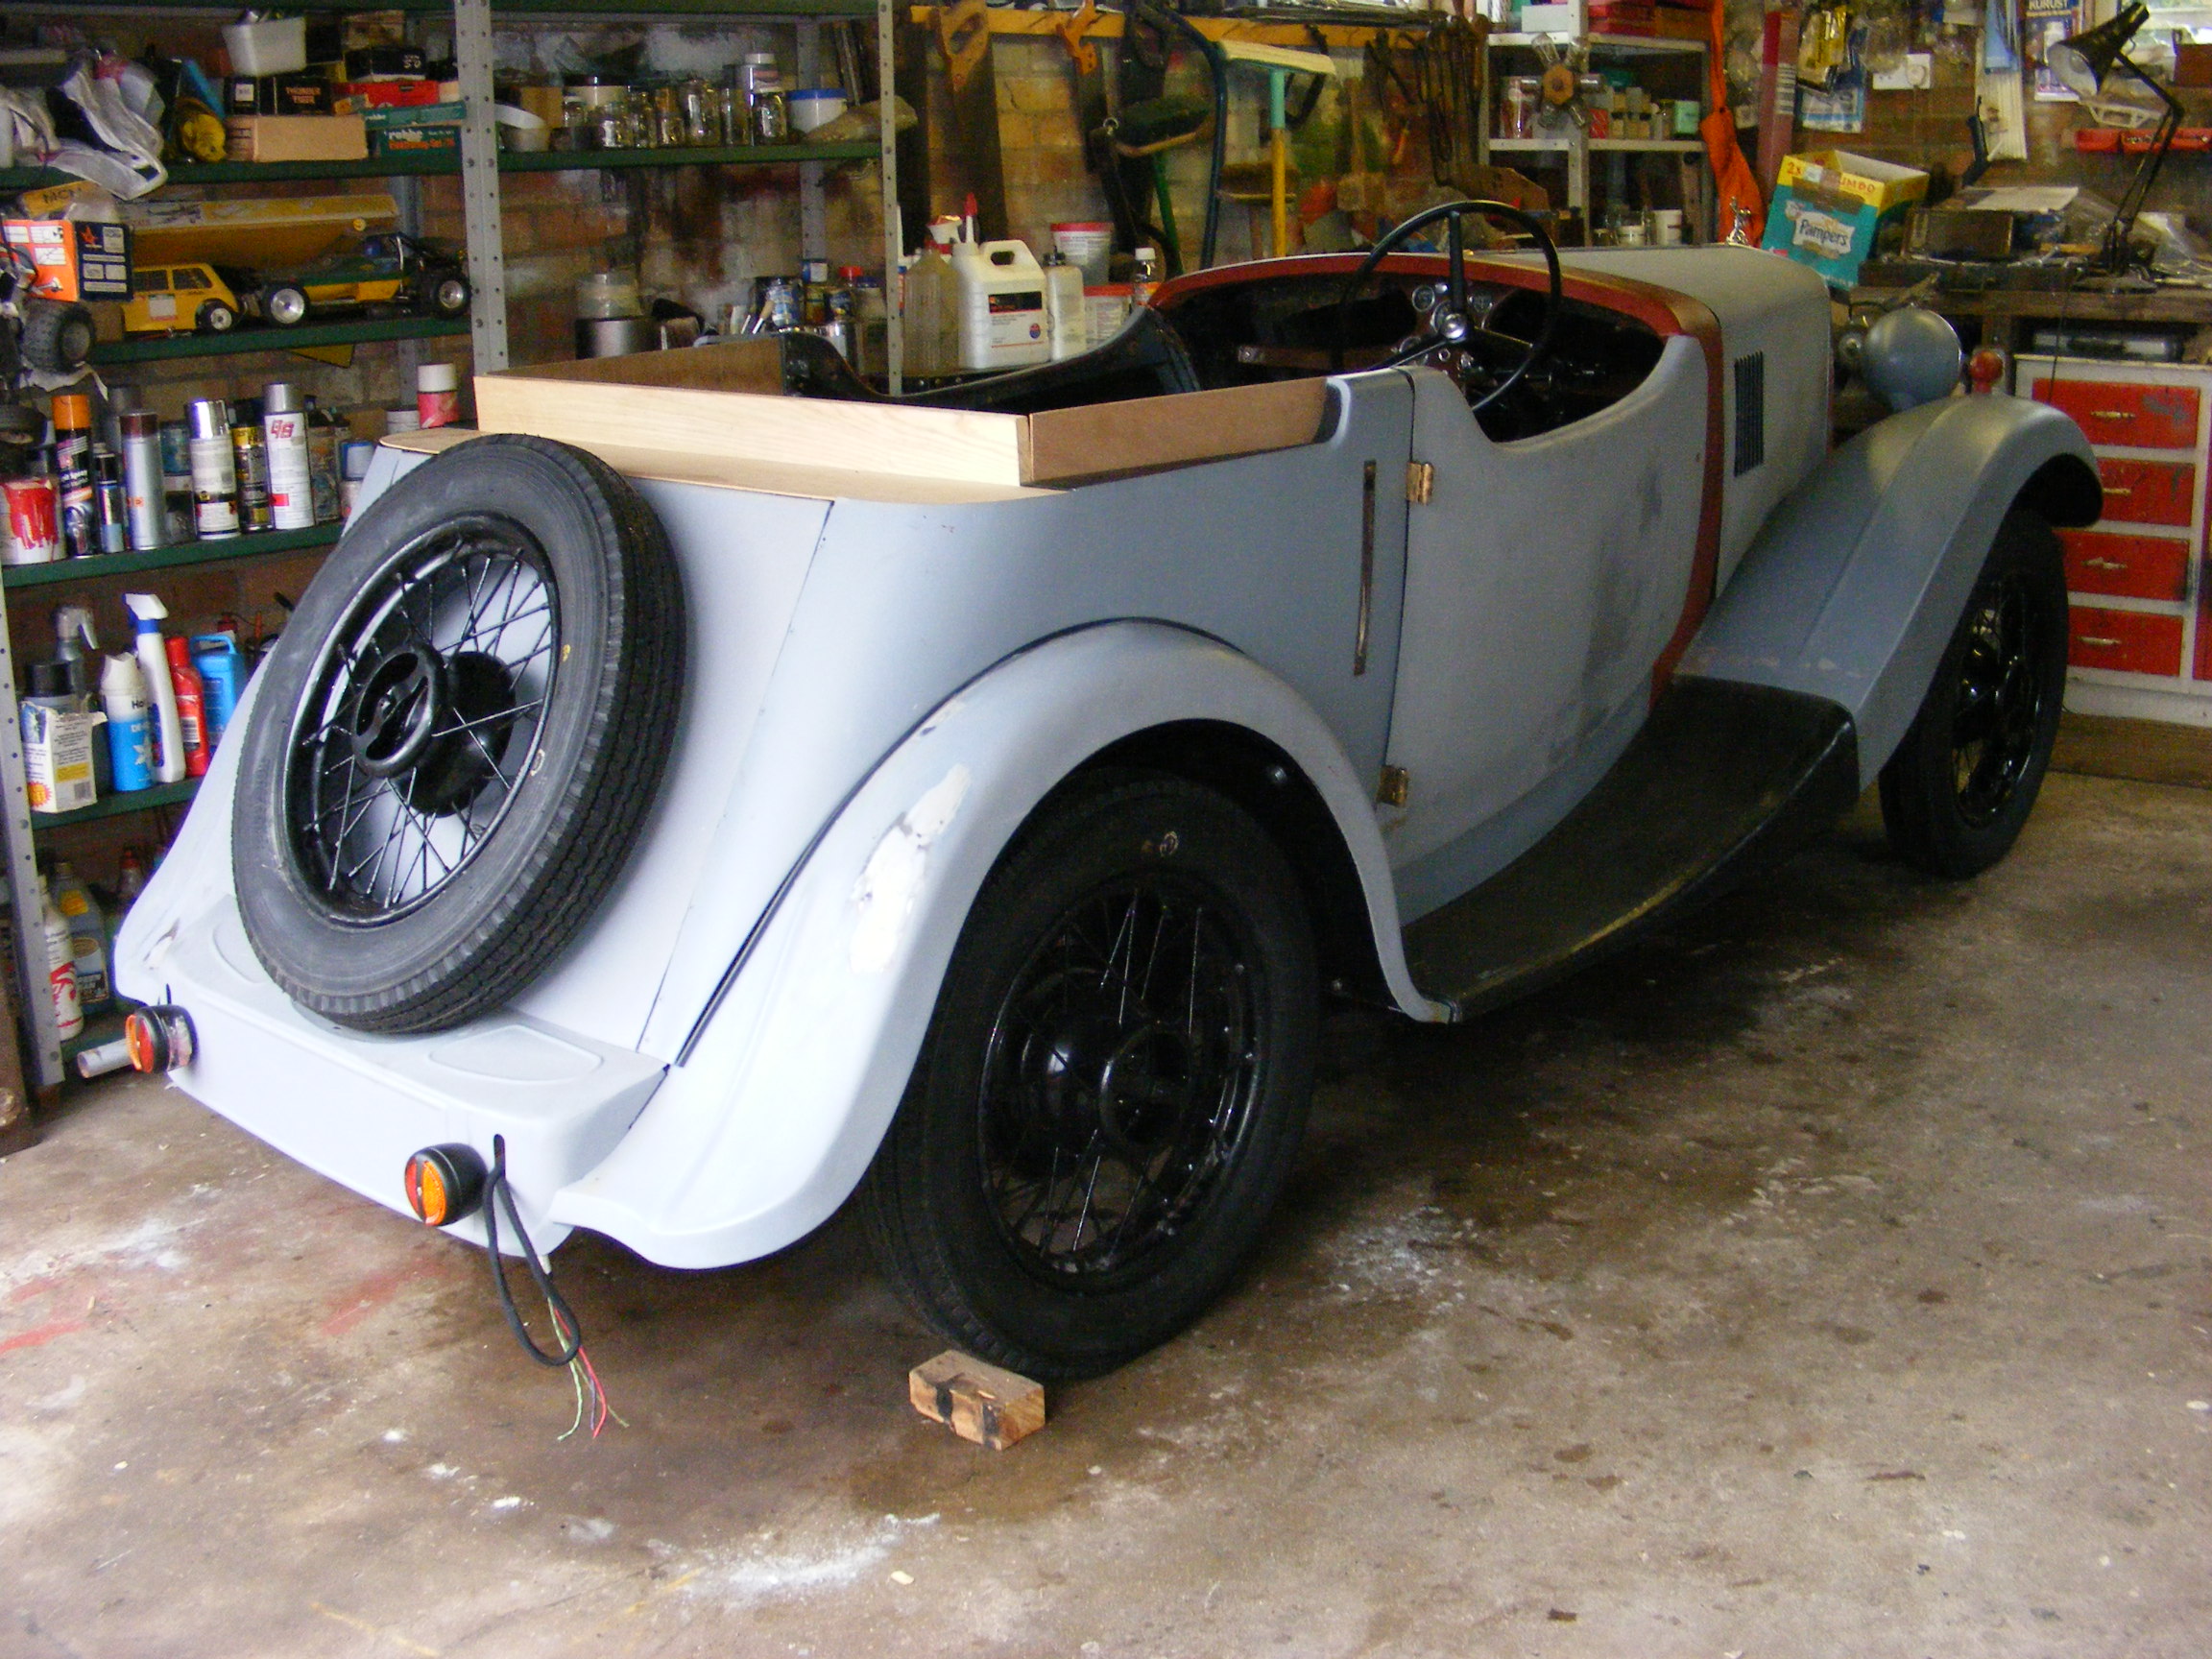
[422,270,471,319]
[265,285,310,327]
[862,772,1320,1380]
[197,298,237,333]
[0,399,46,448]
[19,300,94,373]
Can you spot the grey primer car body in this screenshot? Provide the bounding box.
[117,245,2099,1283]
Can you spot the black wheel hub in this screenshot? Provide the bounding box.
[979,876,1261,1287]
[1950,570,2048,829]
[282,514,558,922]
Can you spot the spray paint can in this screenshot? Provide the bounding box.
[229,396,272,532]
[93,448,128,553]
[305,397,342,523]
[187,400,241,540]
[262,382,315,531]
[416,362,460,428]
[52,393,95,557]
[120,411,166,551]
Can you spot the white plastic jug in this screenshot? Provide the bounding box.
[953,239,1051,373]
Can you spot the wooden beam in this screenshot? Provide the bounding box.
[909,1350,1046,1450]
[905,6,1423,49]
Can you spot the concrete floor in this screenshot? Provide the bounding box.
[4,772,2210,1659]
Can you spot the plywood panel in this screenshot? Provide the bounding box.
[492,338,784,395]
[472,375,1033,487]
[1025,378,1330,485]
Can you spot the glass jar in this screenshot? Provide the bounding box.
[652,84,685,149]
[718,84,746,146]
[683,78,716,146]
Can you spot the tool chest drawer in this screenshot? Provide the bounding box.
[2067,605,2186,677]
[2093,456,2196,526]
[2059,529,2193,601]
[2031,377,2200,449]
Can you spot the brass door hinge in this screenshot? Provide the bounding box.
[1406,461,1434,504]
[1377,765,1410,807]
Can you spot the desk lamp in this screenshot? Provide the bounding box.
[2046,2,2183,272]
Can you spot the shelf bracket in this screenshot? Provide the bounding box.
[880,0,903,392]
[454,0,509,374]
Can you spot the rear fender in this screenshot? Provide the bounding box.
[548,621,1444,1268]
[1682,394,2098,781]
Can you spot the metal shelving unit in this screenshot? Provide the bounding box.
[0,0,902,1092]
[1480,31,1712,238]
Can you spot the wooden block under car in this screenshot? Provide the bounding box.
[909,1351,1046,1450]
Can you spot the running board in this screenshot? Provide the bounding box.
[1402,679,1860,1020]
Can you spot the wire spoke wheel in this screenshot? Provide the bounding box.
[281,514,560,924]
[978,873,1262,1289]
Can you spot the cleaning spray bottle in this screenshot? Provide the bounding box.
[49,859,108,1009]
[52,603,109,794]
[123,592,185,784]
[100,651,155,794]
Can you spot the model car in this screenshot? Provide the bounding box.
[240,230,470,328]
[123,261,241,336]
[116,204,2099,1382]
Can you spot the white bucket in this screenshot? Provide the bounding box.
[1052,221,1114,288]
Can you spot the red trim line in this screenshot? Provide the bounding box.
[1156,253,1727,703]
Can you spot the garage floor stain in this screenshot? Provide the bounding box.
[3,774,2209,1657]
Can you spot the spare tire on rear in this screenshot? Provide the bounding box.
[231,434,685,1034]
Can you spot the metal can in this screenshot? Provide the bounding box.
[764,276,801,330]
[93,448,128,553]
[120,412,165,552]
[158,421,196,543]
[186,398,241,541]
[229,398,273,533]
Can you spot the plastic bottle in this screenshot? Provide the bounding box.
[186,399,240,541]
[54,603,95,696]
[49,860,108,1008]
[39,874,83,1043]
[52,393,95,558]
[123,592,185,784]
[229,397,273,533]
[901,246,959,377]
[190,632,243,749]
[115,847,147,920]
[262,383,315,531]
[952,237,1051,373]
[1131,246,1163,307]
[100,652,154,793]
[304,397,342,523]
[1043,252,1086,362]
[166,636,209,779]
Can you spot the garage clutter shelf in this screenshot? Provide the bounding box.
[0,0,902,1101]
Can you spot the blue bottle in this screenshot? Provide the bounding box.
[190,632,244,750]
[100,652,155,793]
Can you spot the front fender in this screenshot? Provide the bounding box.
[1680,393,2098,781]
[547,622,1445,1268]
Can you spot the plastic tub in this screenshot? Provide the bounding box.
[788,89,848,133]
[224,16,307,77]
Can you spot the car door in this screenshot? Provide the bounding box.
[1380,338,1714,920]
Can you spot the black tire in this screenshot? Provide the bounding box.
[266,284,309,327]
[1879,507,2068,878]
[230,435,685,1034]
[0,399,45,447]
[19,301,92,373]
[196,298,236,334]
[862,773,1319,1380]
[422,269,471,318]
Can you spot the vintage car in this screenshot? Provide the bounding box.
[122,261,242,337]
[240,230,470,329]
[116,204,2099,1381]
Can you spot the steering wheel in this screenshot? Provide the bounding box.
[1332,199,1564,413]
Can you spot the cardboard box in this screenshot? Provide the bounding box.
[119,191,396,266]
[1762,149,1928,286]
[224,113,368,164]
[372,123,457,156]
[1772,149,1929,215]
[338,78,443,108]
[22,703,101,815]
[0,219,132,301]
